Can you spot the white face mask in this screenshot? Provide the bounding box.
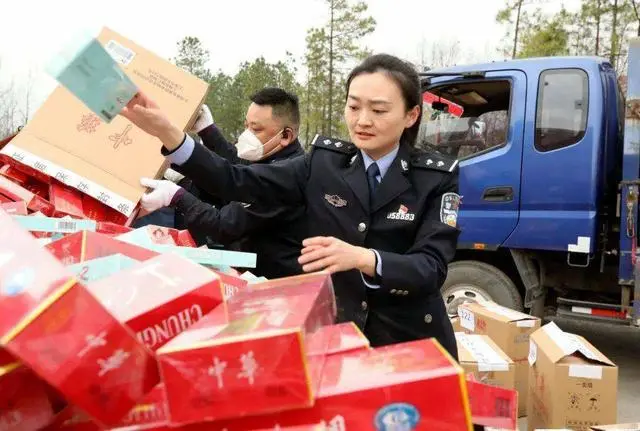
[235,129,283,161]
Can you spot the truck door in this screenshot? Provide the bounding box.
[503,66,597,256]
[421,70,527,248]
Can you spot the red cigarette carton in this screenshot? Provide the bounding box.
[0,164,29,184]
[307,322,370,356]
[1,201,28,215]
[82,193,131,226]
[97,221,134,236]
[0,174,54,216]
[211,269,250,300]
[50,383,169,431]
[465,373,518,430]
[185,338,473,431]
[87,253,225,351]
[50,181,85,218]
[46,230,158,265]
[0,210,159,427]
[0,364,56,431]
[157,272,337,425]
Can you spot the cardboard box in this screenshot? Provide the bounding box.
[0,27,209,218]
[87,253,225,351]
[458,301,541,416]
[0,209,159,427]
[204,338,473,431]
[452,316,463,332]
[157,273,337,425]
[0,364,56,431]
[527,322,618,431]
[466,373,518,431]
[45,230,158,265]
[591,425,640,430]
[456,333,515,390]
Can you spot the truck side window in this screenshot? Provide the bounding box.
[535,69,589,152]
[418,80,511,159]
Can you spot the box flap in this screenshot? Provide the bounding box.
[475,301,539,323]
[456,333,513,372]
[591,424,640,431]
[531,322,616,366]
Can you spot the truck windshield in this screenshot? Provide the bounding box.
[417,81,511,159]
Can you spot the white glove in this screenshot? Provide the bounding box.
[140,177,181,212]
[189,104,214,134]
[163,167,185,184]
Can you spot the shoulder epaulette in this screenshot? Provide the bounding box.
[411,151,458,173]
[311,134,357,155]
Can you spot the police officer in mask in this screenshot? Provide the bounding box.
[139,88,307,279]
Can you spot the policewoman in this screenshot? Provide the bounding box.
[121,54,461,359]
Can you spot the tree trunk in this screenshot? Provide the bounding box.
[610,0,619,66]
[513,0,524,58]
[327,0,335,136]
[632,0,640,35]
[305,71,311,146]
[595,0,601,55]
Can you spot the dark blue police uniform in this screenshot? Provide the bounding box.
[166,133,461,358]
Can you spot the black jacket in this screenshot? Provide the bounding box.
[168,134,461,358]
[173,125,307,279]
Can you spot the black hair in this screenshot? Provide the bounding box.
[250,87,301,131]
[345,54,422,147]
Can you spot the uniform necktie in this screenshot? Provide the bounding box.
[367,162,380,199]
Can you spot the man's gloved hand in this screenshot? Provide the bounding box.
[140,177,182,212]
[189,104,214,134]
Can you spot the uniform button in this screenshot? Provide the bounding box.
[424,314,433,324]
[361,301,368,311]
[358,222,367,233]
[403,290,409,295]
[390,289,397,294]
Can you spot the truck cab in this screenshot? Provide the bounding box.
[419,50,640,326]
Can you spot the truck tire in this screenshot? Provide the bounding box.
[441,260,523,316]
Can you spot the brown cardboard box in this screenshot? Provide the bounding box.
[451,315,463,332]
[458,301,541,416]
[591,424,640,430]
[528,322,618,431]
[0,27,208,219]
[456,333,515,390]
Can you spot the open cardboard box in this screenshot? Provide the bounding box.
[0,27,209,219]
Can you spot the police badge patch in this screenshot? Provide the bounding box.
[440,192,461,227]
[325,194,347,207]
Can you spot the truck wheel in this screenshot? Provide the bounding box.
[441,260,523,316]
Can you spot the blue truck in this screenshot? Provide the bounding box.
[419,38,640,327]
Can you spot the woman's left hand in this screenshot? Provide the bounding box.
[298,236,374,275]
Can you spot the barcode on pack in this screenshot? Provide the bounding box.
[56,220,78,233]
[105,40,136,66]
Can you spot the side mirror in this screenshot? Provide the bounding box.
[470,120,486,139]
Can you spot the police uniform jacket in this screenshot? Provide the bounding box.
[172,125,307,279]
[167,134,460,358]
